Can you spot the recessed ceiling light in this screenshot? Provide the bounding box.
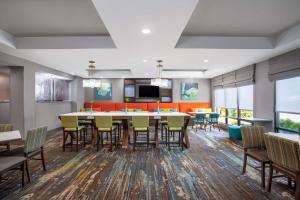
[203,59,209,63]
[145,72,149,75]
[143,59,148,63]
[141,28,151,34]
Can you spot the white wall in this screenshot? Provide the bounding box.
[84,78,211,103]
[0,52,83,136]
[254,61,275,128]
[172,78,211,102]
[85,79,124,102]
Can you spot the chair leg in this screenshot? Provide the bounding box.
[63,131,66,152]
[181,131,184,151]
[83,128,86,147]
[267,163,273,192]
[114,129,117,147]
[110,131,113,151]
[41,147,46,171]
[25,159,31,183]
[133,131,136,151]
[21,162,25,187]
[147,129,149,148]
[101,131,104,147]
[242,151,247,174]
[261,162,265,188]
[168,130,170,151]
[296,176,300,200]
[76,130,79,152]
[97,131,100,151]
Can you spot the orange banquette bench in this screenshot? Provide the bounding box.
[83,102,210,113]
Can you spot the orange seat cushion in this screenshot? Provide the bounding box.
[115,103,148,111]
[147,103,179,112]
[179,102,211,113]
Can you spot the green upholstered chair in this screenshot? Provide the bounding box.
[264,134,300,200]
[132,116,150,151]
[0,124,13,151]
[23,126,48,182]
[166,116,184,150]
[207,113,220,131]
[241,126,269,188]
[60,116,86,152]
[192,114,206,131]
[95,116,117,151]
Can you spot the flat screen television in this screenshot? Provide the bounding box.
[139,85,159,98]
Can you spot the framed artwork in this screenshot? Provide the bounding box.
[35,73,52,101]
[95,82,112,100]
[54,79,70,101]
[181,82,199,100]
[0,72,10,102]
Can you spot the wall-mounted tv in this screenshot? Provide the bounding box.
[138,85,159,98]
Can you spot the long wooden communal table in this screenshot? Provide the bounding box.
[60,112,191,149]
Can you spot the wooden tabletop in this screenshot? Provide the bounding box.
[265,132,300,144]
[0,130,22,142]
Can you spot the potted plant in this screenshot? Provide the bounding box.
[157,99,160,113]
[125,97,130,113]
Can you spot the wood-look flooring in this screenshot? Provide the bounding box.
[0,127,295,200]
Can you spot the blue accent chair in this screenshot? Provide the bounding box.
[228,125,242,140]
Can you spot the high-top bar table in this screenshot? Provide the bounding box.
[60,112,191,149]
[0,130,22,143]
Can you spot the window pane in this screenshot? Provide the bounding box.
[225,88,237,108]
[279,112,300,132]
[276,76,300,113]
[238,85,253,110]
[214,89,225,109]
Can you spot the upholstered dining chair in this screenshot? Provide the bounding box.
[207,113,220,131]
[60,116,86,152]
[264,134,300,200]
[192,114,206,131]
[23,126,48,182]
[166,116,184,150]
[241,126,270,188]
[132,116,150,151]
[94,116,117,151]
[0,124,13,151]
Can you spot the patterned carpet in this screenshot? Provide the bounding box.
[0,127,295,200]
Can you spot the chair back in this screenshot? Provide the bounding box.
[95,116,113,128]
[241,126,266,149]
[25,126,48,153]
[60,116,78,128]
[167,116,184,128]
[0,124,13,132]
[264,134,300,172]
[208,113,219,123]
[132,116,149,127]
[196,114,206,120]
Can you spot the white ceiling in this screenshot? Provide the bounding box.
[0,0,108,36]
[183,0,300,36]
[0,0,300,79]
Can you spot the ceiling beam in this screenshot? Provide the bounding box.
[0,29,16,48]
[175,35,274,49]
[15,36,116,49]
[275,22,300,47]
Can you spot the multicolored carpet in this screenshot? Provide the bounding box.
[0,128,294,199]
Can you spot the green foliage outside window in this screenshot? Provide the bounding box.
[240,110,254,118]
[280,118,300,132]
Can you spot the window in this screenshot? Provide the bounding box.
[276,76,300,133]
[214,85,254,125]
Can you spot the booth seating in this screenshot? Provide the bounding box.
[228,125,242,140]
[83,102,211,113]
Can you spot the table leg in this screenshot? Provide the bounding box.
[155,119,159,148]
[183,118,190,148]
[122,119,129,149]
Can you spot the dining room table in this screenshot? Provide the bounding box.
[60,111,191,149]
